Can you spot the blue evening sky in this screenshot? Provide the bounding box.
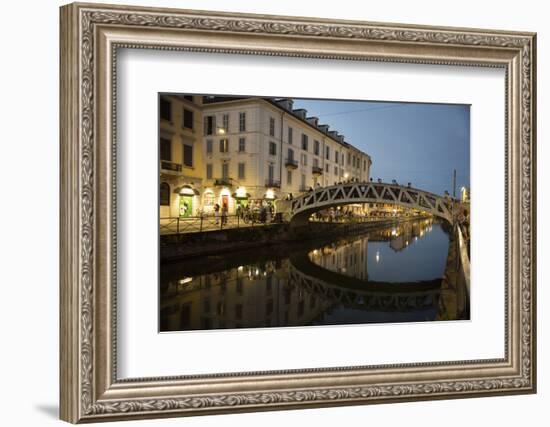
[292,99,470,196]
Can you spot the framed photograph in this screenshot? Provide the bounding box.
[60,2,537,423]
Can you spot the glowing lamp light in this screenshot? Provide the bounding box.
[265,189,275,199]
[178,277,193,285]
[179,187,195,196]
[344,172,349,179]
[236,187,247,198]
[375,251,380,263]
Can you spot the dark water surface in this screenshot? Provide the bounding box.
[160,218,468,332]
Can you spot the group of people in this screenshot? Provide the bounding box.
[236,201,275,224]
[212,203,228,226]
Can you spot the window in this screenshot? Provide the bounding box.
[301,134,308,151]
[206,139,213,154]
[239,112,246,132]
[266,300,274,316]
[325,146,330,160]
[334,166,338,176]
[235,304,243,320]
[335,151,339,163]
[206,163,213,179]
[160,98,171,121]
[314,140,320,155]
[269,142,277,156]
[183,108,193,129]
[219,138,229,153]
[204,191,215,207]
[364,160,367,171]
[183,144,193,167]
[347,152,351,165]
[160,182,170,206]
[268,163,275,182]
[313,158,319,167]
[269,117,275,136]
[160,137,171,161]
[287,148,294,160]
[325,163,329,173]
[238,137,246,152]
[287,169,292,185]
[288,127,293,144]
[222,162,229,179]
[183,95,193,102]
[301,153,307,166]
[238,162,246,180]
[301,174,306,189]
[221,114,229,133]
[204,115,215,135]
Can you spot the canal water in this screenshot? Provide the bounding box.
[160,218,469,332]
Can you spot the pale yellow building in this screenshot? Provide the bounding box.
[159,94,204,219]
[159,95,372,218]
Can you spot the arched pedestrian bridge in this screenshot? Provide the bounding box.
[277,182,455,226]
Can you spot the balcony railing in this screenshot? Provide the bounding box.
[265,179,281,188]
[160,160,182,172]
[214,177,235,187]
[312,165,323,175]
[285,158,298,169]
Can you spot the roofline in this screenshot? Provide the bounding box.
[202,96,371,157]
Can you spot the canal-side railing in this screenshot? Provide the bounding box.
[457,224,471,295]
[160,214,279,235]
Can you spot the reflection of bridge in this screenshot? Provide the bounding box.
[289,253,441,312]
[277,182,454,227]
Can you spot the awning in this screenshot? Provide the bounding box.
[232,192,251,200]
[174,185,200,196]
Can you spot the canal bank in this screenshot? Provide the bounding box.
[161,215,430,262]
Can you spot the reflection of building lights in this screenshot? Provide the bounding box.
[178,277,193,285]
[376,251,380,263]
[237,266,243,272]
[255,269,260,275]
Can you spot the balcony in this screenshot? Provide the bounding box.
[312,165,323,176]
[214,177,236,187]
[285,158,298,169]
[265,179,281,188]
[160,160,182,174]
[299,185,312,192]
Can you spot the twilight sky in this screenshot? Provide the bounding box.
[292,99,470,196]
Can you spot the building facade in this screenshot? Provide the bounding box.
[160,95,372,218]
[159,94,204,219]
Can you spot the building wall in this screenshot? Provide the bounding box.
[201,98,372,214]
[159,95,204,218]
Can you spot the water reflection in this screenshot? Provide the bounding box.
[160,218,468,332]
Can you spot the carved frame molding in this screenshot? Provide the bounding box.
[60,2,536,423]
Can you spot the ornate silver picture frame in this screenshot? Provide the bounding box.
[60,2,536,423]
